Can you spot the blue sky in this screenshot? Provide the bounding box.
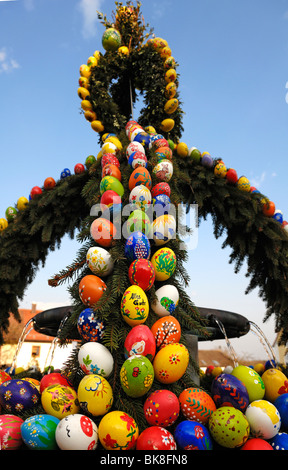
[0,0,288,360]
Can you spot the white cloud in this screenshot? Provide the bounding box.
[250,171,266,189]
[77,0,104,39]
[0,47,20,73]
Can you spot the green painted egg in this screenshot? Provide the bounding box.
[231,365,265,402]
[100,175,124,197]
[120,355,154,397]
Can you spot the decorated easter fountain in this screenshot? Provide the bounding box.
[0,1,288,453]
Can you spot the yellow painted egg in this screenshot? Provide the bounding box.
[99,411,139,450]
[160,46,172,59]
[209,406,250,448]
[79,64,91,78]
[165,82,177,99]
[151,247,176,281]
[262,368,288,402]
[254,363,265,375]
[0,218,8,231]
[211,367,223,377]
[41,384,80,419]
[118,45,129,55]
[102,28,122,52]
[231,365,265,402]
[93,50,101,61]
[102,141,118,155]
[78,87,90,100]
[151,37,168,51]
[237,176,251,192]
[152,214,176,246]
[214,161,227,178]
[79,76,89,88]
[245,400,281,440]
[121,285,149,326]
[144,125,156,134]
[78,374,113,417]
[165,68,177,83]
[160,118,175,132]
[81,99,93,112]
[87,56,97,67]
[104,136,123,151]
[176,142,189,157]
[164,56,176,70]
[84,110,97,122]
[164,98,178,115]
[91,120,104,133]
[153,343,189,384]
[17,196,29,211]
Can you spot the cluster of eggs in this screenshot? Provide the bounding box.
[0,162,86,232]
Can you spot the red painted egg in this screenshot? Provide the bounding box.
[101,153,120,168]
[124,325,156,361]
[100,190,121,210]
[128,259,155,291]
[74,163,85,174]
[241,438,273,450]
[102,164,122,181]
[143,389,180,427]
[150,316,181,349]
[90,217,117,247]
[0,414,24,449]
[30,186,42,199]
[0,370,11,386]
[151,182,171,198]
[226,168,238,184]
[79,275,107,307]
[40,372,72,393]
[136,426,177,450]
[44,177,56,190]
[129,167,152,191]
[153,138,169,149]
[179,387,216,424]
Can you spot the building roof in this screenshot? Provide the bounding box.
[198,348,265,368]
[3,308,54,343]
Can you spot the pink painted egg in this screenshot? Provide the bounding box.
[124,325,156,361]
[143,389,180,427]
[0,414,24,449]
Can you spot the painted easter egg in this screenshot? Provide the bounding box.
[179,388,216,424]
[231,365,265,402]
[78,374,113,417]
[55,414,98,450]
[153,159,173,182]
[209,406,250,448]
[21,414,60,450]
[164,98,178,114]
[5,206,17,222]
[90,217,117,248]
[101,153,120,168]
[86,246,114,277]
[151,247,176,281]
[100,176,124,197]
[102,164,121,181]
[153,343,189,384]
[214,161,227,178]
[129,184,152,211]
[211,373,250,411]
[121,285,149,326]
[74,163,85,174]
[262,368,288,403]
[174,420,213,450]
[133,132,151,149]
[136,426,177,450]
[201,153,213,168]
[120,355,154,398]
[102,27,122,51]
[269,432,288,450]
[150,316,181,349]
[40,373,72,394]
[17,196,29,211]
[152,214,176,246]
[128,151,148,169]
[77,307,105,342]
[151,284,179,317]
[160,118,175,132]
[78,342,114,377]
[0,218,8,231]
[143,389,180,427]
[79,275,107,307]
[124,231,151,262]
[155,146,173,161]
[41,384,79,419]
[274,393,288,430]
[129,167,152,191]
[128,258,155,291]
[165,82,177,99]
[0,370,11,386]
[241,437,274,450]
[0,379,40,414]
[99,411,139,450]
[245,399,281,439]
[126,141,145,157]
[153,194,171,215]
[151,182,171,198]
[124,325,156,360]
[101,141,118,156]
[237,176,251,192]
[0,414,23,450]
[100,190,122,216]
[126,209,151,235]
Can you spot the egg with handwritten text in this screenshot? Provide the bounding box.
[121,285,149,326]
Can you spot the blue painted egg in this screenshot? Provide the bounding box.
[60,168,71,179]
[201,153,213,168]
[0,379,40,414]
[21,414,60,450]
[274,393,288,430]
[128,151,148,169]
[211,373,249,412]
[77,307,106,342]
[133,132,151,149]
[174,420,213,450]
[270,432,288,450]
[153,194,171,214]
[124,231,151,262]
[273,210,283,224]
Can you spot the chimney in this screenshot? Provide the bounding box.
[31,302,37,314]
